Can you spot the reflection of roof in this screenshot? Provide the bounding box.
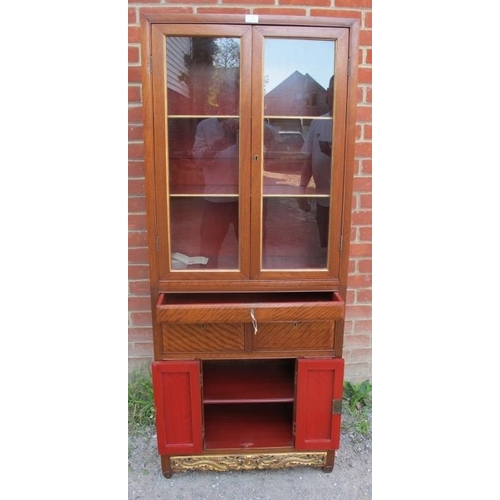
[266,70,326,97]
[264,71,329,116]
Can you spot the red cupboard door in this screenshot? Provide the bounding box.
[152,361,203,455]
[295,358,344,450]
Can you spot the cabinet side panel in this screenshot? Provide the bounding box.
[152,361,203,455]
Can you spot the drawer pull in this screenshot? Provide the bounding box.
[200,324,206,330]
[250,308,258,335]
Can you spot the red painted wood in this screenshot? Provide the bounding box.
[204,403,294,450]
[202,359,295,403]
[152,361,203,455]
[295,358,344,450]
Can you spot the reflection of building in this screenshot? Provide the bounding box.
[264,70,329,117]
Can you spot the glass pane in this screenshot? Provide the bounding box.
[264,39,334,118]
[166,36,241,271]
[262,198,327,269]
[166,37,240,116]
[262,38,334,271]
[168,117,239,196]
[170,197,239,270]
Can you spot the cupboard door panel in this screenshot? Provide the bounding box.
[161,323,244,353]
[253,322,334,351]
[295,358,344,450]
[152,361,203,455]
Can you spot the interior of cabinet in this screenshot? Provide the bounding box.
[202,359,295,449]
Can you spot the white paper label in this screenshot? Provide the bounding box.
[245,15,259,24]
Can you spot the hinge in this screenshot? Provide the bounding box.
[149,54,152,75]
[347,57,351,77]
[332,399,342,415]
[292,421,296,436]
[339,234,343,253]
[155,235,159,252]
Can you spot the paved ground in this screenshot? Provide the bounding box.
[128,425,372,499]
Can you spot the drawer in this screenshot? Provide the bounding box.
[162,323,244,353]
[156,291,344,324]
[253,322,334,351]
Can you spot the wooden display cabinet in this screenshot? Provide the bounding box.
[140,13,359,478]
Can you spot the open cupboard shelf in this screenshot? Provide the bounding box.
[204,403,294,450]
[202,359,295,403]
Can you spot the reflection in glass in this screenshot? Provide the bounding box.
[263,39,335,267]
[264,39,334,117]
[170,197,239,270]
[166,37,240,116]
[262,198,327,270]
[166,36,241,270]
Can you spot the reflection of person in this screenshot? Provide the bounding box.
[298,76,334,248]
[193,81,239,268]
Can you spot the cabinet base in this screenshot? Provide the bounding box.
[161,451,334,478]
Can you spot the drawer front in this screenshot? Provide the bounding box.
[156,291,344,324]
[162,323,244,353]
[253,322,334,351]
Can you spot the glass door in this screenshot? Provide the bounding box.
[151,24,252,278]
[151,23,349,281]
[251,26,349,279]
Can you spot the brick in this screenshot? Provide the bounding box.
[129,213,147,231]
[129,161,145,178]
[129,142,144,160]
[129,46,140,64]
[128,26,141,44]
[359,29,372,47]
[129,178,146,196]
[128,85,141,104]
[129,311,153,327]
[129,247,150,265]
[347,273,372,288]
[356,288,372,303]
[360,158,372,175]
[128,327,153,342]
[336,0,372,8]
[364,11,372,29]
[254,8,306,15]
[351,319,372,333]
[129,196,146,213]
[351,209,371,226]
[128,264,151,280]
[356,106,372,122]
[223,0,273,4]
[344,334,371,347]
[128,341,154,357]
[129,279,151,296]
[358,226,372,242]
[128,106,144,124]
[310,9,361,20]
[128,7,137,25]
[129,124,144,141]
[345,304,372,319]
[348,242,371,258]
[280,0,330,6]
[198,7,250,14]
[129,295,152,312]
[129,231,148,247]
[353,175,371,192]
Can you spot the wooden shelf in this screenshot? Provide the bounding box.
[204,403,294,450]
[203,359,295,403]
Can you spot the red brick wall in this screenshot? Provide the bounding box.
[128,0,372,383]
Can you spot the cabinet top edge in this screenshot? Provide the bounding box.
[139,13,360,30]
